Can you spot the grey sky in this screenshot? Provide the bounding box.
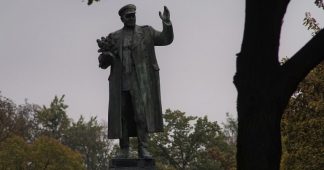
[0,1,322,123]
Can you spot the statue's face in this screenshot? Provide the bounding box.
[122,13,136,28]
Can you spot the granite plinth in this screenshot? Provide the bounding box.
[109,158,155,170]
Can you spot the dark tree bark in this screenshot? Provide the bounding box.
[234,0,324,169]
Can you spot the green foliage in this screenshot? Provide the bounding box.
[0,94,16,142]
[0,95,39,142]
[222,113,238,146]
[30,136,85,170]
[0,94,112,169]
[0,93,238,169]
[281,62,324,170]
[0,135,85,170]
[34,95,70,140]
[64,116,111,170]
[0,135,29,169]
[14,102,39,141]
[149,109,236,170]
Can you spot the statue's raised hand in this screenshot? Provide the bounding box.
[159,6,170,23]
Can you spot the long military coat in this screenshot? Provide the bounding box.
[98,22,173,139]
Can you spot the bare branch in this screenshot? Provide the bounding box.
[282,29,324,97]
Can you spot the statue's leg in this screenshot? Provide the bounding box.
[130,89,152,159]
[117,91,131,158]
[136,123,152,159]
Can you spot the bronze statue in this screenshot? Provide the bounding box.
[97,4,173,159]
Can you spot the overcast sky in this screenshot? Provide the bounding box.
[0,0,323,123]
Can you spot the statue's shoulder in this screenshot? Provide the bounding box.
[141,25,150,28]
[138,25,155,36]
[107,29,123,39]
[140,25,153,31]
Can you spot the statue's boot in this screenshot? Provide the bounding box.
[117,127,129,159]
[137,128,152,159]
[116,147,130,159]
[138,145,152,159]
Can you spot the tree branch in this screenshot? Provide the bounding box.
[282,29,324,97]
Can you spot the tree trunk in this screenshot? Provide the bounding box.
[236,79,286,169]
[235,0,324,169]
[235,65,288,170]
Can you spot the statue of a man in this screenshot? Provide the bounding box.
[97,4,173,159]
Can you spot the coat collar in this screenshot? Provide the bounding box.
[132,25,144,48]
[115,25,144,59]
[121,25,143,46]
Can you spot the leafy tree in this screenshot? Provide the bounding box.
[281,13,324,169]
[148,109,236,170]
[0,94,40,143]
[13,101,40,142]
[0,94,114,169]
[0,135,29,169]
[281,61,324,170]
[222,113,238,147]
[0,94,16,142]
[0,135,85,170]
[280,3,324,169]
[234,0,324,169]
[34,95,70,141]
[29,136,85,170]
[63,116,112,170]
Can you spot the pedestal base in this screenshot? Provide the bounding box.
[109,158,156,170]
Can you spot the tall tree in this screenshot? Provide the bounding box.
[222,113,238,147]
[63,116,112,170]
[0,135,29,169]
[29,136,85,170]
[148,109,236,170]
[34,95,70,141]
[0,94,16,142]
[13,102,39,141]
[0,135,85,170]
[0,94,40,142]
[234,1,324,169]
[0,94,115,169]
[281,11,324,169]
[281,61,324,170]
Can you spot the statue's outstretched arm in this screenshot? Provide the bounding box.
[153,6,174,46]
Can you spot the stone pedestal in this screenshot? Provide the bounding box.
[109,158,156,170]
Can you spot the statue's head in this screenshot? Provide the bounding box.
[119,4,136,28]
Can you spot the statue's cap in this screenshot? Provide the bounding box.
[118,4,136,16]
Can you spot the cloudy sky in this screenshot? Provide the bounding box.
[0,0,322,123]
